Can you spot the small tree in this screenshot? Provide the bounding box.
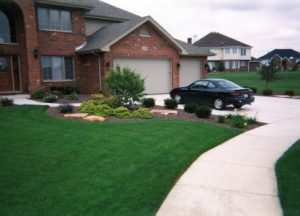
[218,61,225,72]
[258,59,278,88]
[104,67,145,106]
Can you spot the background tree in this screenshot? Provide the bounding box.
[258,59,278,89]
[104,67,145,106]
[218,61,225,72]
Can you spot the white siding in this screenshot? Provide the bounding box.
[208,47,251,61]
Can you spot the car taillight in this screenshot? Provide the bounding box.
[230,92,243,97]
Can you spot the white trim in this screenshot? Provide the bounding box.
[10,56,15,91]
[43,79,74,83]
[101,16,187,55]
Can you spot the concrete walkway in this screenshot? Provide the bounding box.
[153,95,300,216]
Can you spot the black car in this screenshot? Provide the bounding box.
[170,79,255,110]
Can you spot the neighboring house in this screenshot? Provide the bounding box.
[0,0,213,94]
[249,57,261,71]
[259,49,300,71]
[193,32,252,72]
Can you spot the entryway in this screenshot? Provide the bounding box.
[0,55,21,93]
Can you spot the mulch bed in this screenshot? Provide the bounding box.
[46,105,264,131]
[32,94,91,104]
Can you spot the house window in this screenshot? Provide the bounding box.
[240,61,247,67]
[0,57,8,73]
[225,61,230,69]
[0,10,17,43]
[232,48,237,54]
[232,61,238,69]
[240,48,246,56]
[225,48,230,54]
[139,27,151,37]
[37,8,72,31]
[41,56,74,81]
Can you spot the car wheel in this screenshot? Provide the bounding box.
[234,105,243,109]
[174,93,183,104]
[213,98,225,110]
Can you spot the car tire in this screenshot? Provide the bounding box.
[213,98,225,110]
[234,105,243,109]
[174,93,183,104]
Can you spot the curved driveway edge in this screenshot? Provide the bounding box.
[157,116,300,216]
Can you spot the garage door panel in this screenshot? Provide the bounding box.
[113,58,171,94]
[180,59,202,87]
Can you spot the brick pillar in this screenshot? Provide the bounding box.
[16,0,40,93]
[202,57,208,79]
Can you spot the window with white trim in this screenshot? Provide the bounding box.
[139,27,151,37]
[240,48,246,56]
[240,61,247,67]
[225,61,230,69]
[232,48,237,54]
[225,48,230,54]
[37,8,72,31]
[42,56,74,81]
[232,61,238,69]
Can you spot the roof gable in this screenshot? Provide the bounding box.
[259,49,300,60]
[78,16,187,54]
[194,32,251,48]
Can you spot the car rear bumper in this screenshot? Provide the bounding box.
[226,96,255,106]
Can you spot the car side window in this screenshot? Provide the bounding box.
[191,81,208,89]
[207,82,216,89]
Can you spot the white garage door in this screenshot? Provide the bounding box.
[113,58,171,94]
[180,59,202,87]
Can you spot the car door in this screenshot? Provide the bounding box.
[184,80,209,104]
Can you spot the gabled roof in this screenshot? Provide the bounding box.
[259,49,300,60]
[194,32,252,48]
[176,40,215,56]
[78,16,187,54]
[35,0,139,21]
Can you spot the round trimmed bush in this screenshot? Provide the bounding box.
[132,108,153,119]
[43,94,58,103]
[1,97,14,106]
[142,98,155,108]
[164,99,178,109]
[184,103,198,113]
[262,89,273,96]
[284,90,295,96]
[114,107,131,118]
[217,115,226,123]
[195,105,212,118]
[59,104,74,113]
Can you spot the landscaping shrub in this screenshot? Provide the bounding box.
[94,104,114,117]
[51,90,64,98]
[230,115,247,128]
[114,107,131,118]
[0,97,14,106]
[262,89,273,96]
[31,86,46,99]
[79,100,98,114]
[195,105,212,118]
[217,115,226,123]
[132,107,153,119]
[91,93,104,100]
[43,94,58,103]
[249,87,257,94]
[104,67,145,106]
[59,104,74,113]
[164,99,178,109]
[67,92,79,100]
[64,86,79,95]
[184,103,198,113]
[284,90,295,96]
[102,95,122,108]
[142,98,155,108]
[247,117,257,125]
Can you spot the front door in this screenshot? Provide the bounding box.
[0,56,13,91]
[0,55,21,92]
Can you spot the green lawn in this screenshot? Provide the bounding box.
[0,106,240,216]
[276,140,300,216]
[208,71,300,95]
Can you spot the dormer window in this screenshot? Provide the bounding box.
[139,27,151,37]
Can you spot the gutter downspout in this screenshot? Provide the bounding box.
[92,50,102,92]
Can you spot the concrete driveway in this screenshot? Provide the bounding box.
[147,94,300,124]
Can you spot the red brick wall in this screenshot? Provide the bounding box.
[102,23,181,89]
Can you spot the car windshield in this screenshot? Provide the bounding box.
[216,80,240,88]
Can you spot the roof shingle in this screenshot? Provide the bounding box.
[194,32,251,48]
[259,49,300,60]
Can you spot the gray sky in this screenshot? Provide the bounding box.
[102,0,300,58]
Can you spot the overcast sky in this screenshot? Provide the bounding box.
[102,0,300,58]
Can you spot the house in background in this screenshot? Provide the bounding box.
[0,0,212,94]
[193,32,252,72]
[259,49,300,71]
[249,57,261,71]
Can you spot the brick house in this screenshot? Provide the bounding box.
[193,32,252,72]
[0,0,213,94]
[259,49,300,71]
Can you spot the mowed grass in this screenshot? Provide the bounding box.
[208,71,300,95]
[276,140,300,216]
[0,106,240,216]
